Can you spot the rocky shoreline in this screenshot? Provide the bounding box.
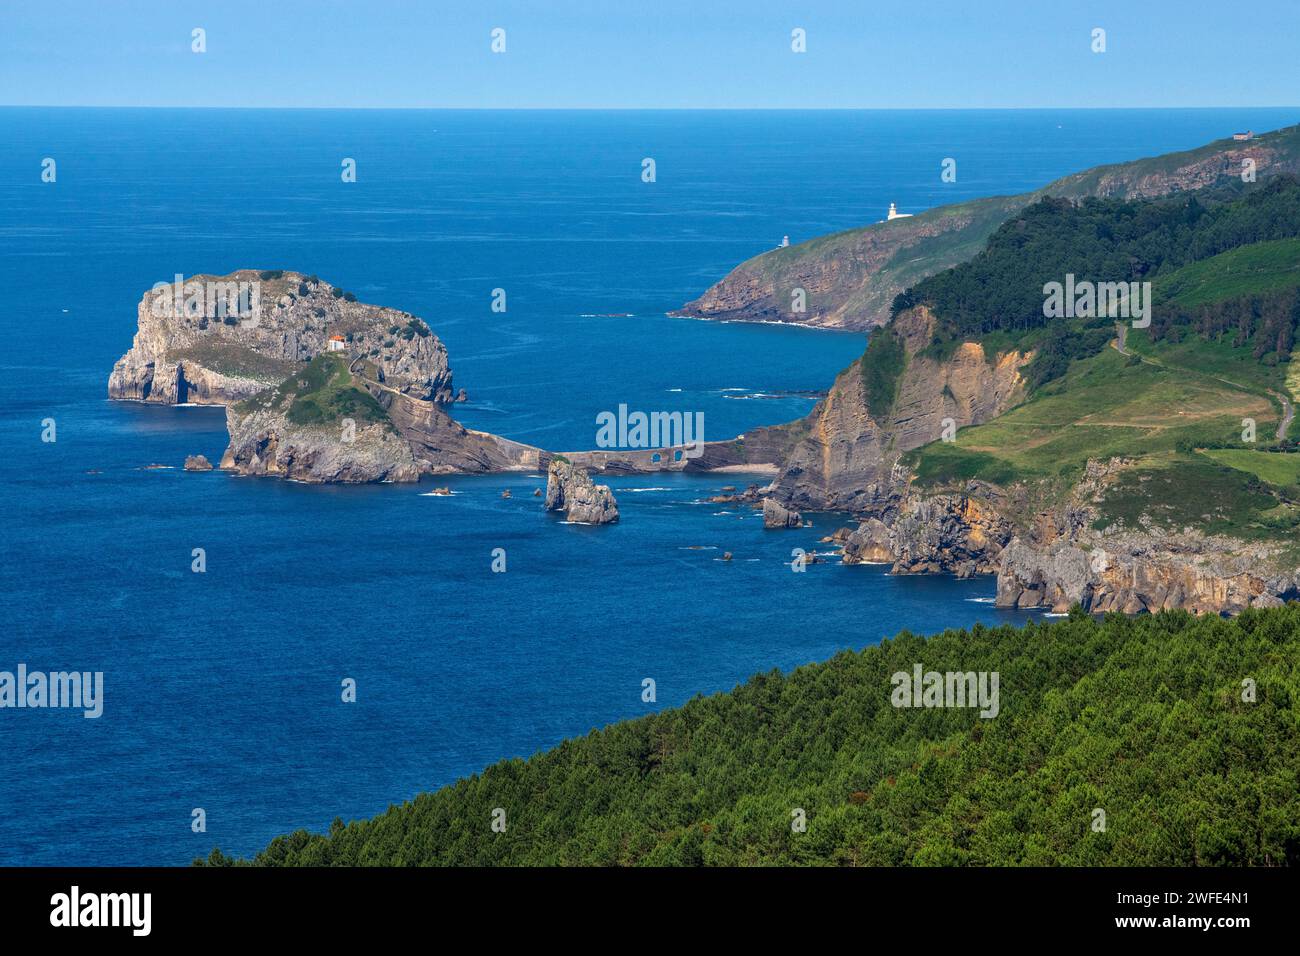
[109,265,1299,615]
[829,459,1298,617]
[108,271,784,487]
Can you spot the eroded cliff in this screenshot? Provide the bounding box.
[675,125,1300,331]
[108,270,456,405]
[770,306,1031,512]
[545,458,619,524]
[838,459,1300,616]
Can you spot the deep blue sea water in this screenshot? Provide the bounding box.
[2,107,1295,865]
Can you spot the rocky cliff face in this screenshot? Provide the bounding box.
[989,457,1299,613]
[220,362,540,484]
[221,403,421,484]
[762,497,802,529]
[375,387,540,475]
[887,492,1014,578]
[842,486,1014,578]
[675,125,1300,331]
[545,459,619,524]
[995,532,1294,615]
[108,270,455,405]
[838,458,1299,616]
[771,307,1030,512]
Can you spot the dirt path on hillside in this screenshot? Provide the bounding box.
[1112,323,1292,440]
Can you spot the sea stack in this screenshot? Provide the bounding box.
[545,458,619,525]
[762,497,801,529]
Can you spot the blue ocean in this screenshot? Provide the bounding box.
[2,107,1294,865]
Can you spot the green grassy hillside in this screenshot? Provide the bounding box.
[235,352,390,427]
[204,606,1300,866]
[896,177,1300,528]
[165,340,297,382]
[905,348,1271,481]
[1125,327,1288,398]
[1203,448,1300,489]
[903,341,1300,542]
[1157,237,1300,307]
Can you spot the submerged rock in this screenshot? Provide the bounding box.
[545,458,619,525]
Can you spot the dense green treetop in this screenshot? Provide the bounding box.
[890,177,1300,391]
[204,605,1300,867]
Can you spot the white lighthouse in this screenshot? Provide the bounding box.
[887,202,913,221]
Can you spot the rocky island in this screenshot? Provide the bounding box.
[108,271,781,490]
[109,270,555,483]
[108,127,1300,613]
[109,269,461,405]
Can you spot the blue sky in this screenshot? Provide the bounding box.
[2,0,1297,109]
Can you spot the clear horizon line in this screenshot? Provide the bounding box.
[3,104,1299,112]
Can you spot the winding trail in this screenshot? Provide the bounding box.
[1274,389,1295,440]
[1112,323,1294,441]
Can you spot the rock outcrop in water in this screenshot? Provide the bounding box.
[183,454,213,472]
[888,492,1013,578]
[762,497,801,529]
[544,458,619,524]
[108,270,455,405]
[841,486,1014,576]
